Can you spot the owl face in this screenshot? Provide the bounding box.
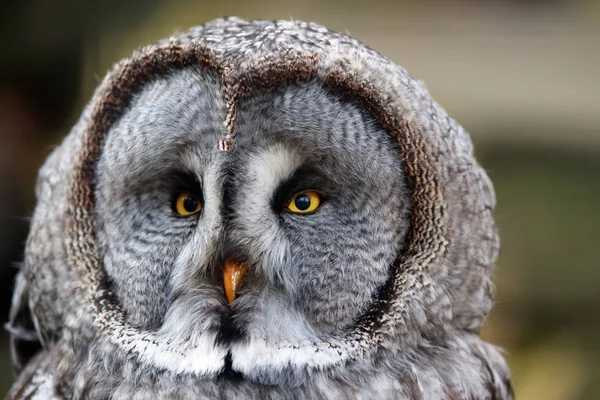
[95,68,410,346]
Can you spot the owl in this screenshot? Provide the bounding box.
[6,18,513,399]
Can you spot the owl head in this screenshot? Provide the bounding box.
[9,18,503,390]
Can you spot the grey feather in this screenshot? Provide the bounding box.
[7,17,513,399]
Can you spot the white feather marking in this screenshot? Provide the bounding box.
[230,335,367,375]
[107,327,227,375]
[25,371,57,400]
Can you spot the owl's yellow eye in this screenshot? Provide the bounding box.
[174,192,202,216]
[286,191,322,214]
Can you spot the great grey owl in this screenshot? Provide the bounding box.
[6,17,513,399]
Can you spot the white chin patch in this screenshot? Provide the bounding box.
[124,328,365,378]
[229,336,360,379]
[110,329,228,376]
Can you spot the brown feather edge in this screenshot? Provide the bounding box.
[65,41,449,354]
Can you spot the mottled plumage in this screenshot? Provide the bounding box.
[7,17,513,399]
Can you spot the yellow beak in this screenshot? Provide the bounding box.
[223,260,246,304]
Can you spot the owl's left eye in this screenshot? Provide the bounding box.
[173,192,202,217]
[286,191,322,214]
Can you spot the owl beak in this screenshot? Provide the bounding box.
[223,260,247,304]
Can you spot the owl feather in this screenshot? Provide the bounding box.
[7,18,513,399]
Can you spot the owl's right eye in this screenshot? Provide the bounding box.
[286,191,322,214]
[173,192,202,217]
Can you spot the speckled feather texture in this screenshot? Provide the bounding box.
[7,17,513,399]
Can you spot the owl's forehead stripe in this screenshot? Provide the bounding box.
[218,51,318,151]
[68,37,447,370]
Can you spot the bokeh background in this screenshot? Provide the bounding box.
[1,0,599,398]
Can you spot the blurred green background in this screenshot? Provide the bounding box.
[1,0,599,398]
